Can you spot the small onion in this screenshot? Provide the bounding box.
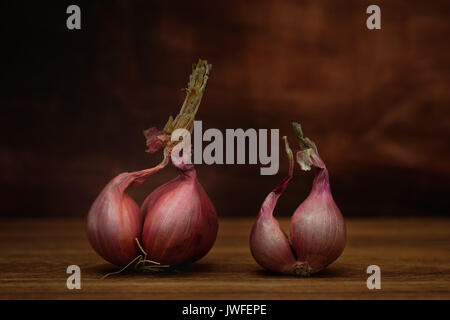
[86,158,168,267]
[141,161,218,265]
[250,123,346,276]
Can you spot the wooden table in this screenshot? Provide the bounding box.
[0,218,449,299]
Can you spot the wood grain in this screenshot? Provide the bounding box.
[0,218,449,299]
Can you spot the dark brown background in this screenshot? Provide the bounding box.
[1,0,449,218]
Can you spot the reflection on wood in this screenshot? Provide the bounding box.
[0,218,449,299]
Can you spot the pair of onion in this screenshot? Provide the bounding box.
[250,124,346,276]
[86,60,218,271]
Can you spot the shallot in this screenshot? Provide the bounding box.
[86,60,217,273]
[250,123,346,276]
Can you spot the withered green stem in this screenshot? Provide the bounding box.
[292,122,312,150]
[163,59,211,153]
[282,136,294,177]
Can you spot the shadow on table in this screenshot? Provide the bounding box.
[251,265,353,278]
[85,261,219,278]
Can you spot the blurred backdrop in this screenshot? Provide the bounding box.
[1,0,449,218]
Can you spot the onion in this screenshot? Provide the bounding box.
[86,156,169,267]
[86,60,216,273]
[141,160,218,265]
[250,123,346,276]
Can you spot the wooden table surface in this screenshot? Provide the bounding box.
[0,218,449,299]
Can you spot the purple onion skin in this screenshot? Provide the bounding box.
[86,163,168,267]
[250,177,301,274]
[250,130,346,276]
[290,168,346,274]
[141,165,218,265]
